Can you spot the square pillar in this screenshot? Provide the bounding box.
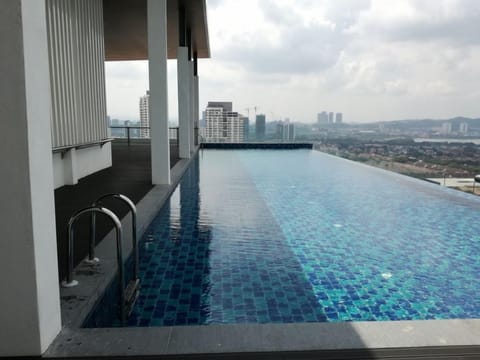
[63,148,79,185]
[189,61,195,151]
[177,47,191,158]
[194,75,200,145]
[0,0,61,356]
[148,0,170,185]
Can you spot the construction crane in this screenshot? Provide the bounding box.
[245,106,259,120]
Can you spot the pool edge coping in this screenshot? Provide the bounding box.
[45,320,480,358]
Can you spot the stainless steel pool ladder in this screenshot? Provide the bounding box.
[90,193,140,317]
[61,206,127,323]
[61,194,140,325]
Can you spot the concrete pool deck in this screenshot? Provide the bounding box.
[54,139,180,280]
[46,146,480,359]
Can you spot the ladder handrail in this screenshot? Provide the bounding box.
[61,206,126,325]
[90,193,138,281]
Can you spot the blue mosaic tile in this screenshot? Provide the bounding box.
[86,150,480,327]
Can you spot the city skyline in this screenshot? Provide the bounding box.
[105,0,480,124]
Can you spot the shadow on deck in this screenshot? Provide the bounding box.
[54,139,179,280]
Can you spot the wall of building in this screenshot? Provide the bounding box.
[46,0,107,148]
[46,0,110,186]
[52,142,112,188]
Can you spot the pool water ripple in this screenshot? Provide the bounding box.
[237,150,480,322]
[86,149,480,327]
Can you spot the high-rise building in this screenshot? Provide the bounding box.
[276,120,295,141]
[459,122,469,135]
[328,112,334,124]
[317,111,328,125]
[286,122,295,141]
[335,112,343,123]
[139,91,150,138]
[206,101,233,112]
[205,102,245,143]
[240,116,249,141]
[256,114,266,140]
[276,122,284,140]
[199,110,207,128]
[442,122,452,135]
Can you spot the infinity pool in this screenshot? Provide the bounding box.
[87,149,480,327]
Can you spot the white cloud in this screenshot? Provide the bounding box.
[353,0,480,45]
[105,0,480,123]
[105,61,179,121]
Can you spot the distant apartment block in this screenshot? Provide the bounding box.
[200,110,207,128]
[335,112,343,123]
[139,91,150,138]
[276,120,295,141]
[199,127,207,141]
[205,102,244,143]
[317,111,328,124]
[318,111,342,125]
[256,114,266,140]
[459,122,469,135]
[240,116,249,141]
[442,122,452,135]
[328,112,334,124]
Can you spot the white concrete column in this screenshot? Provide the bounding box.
[63,148,79,185]
[189,61,195,151]
[177,46,191,158]
[148,0,170,185]
[194,75,200,144]
[0,0,61,356]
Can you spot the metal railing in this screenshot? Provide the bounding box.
[109,125,204,147]
[52,138,113,157]
[90,194,138,280]
[110,126,150,145]
[109,126,181,146]
[169,127,179,145]
[61,206,123,289]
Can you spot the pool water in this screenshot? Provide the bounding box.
[91,149,480,326]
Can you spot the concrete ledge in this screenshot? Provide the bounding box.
[201,143,313,149]
[45,320,480,358]
[427,177,477,188]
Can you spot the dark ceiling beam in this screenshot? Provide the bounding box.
[103,0,210,61]
[178,5,186,47]
[194,52,198,76]
[186,27,192,61]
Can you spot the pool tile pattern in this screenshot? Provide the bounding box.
[86,150,480,327]
[126,154,327,326]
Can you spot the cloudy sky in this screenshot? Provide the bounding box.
[105,0,480,124]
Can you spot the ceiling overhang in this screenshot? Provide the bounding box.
[103,0,210,61]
